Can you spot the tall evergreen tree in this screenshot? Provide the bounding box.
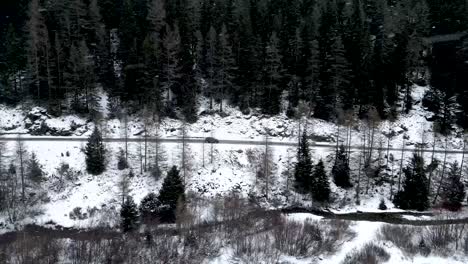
[85,126,105,175]
[161,25,181,115]
[120,195,139,232]
[393,153,429,211]
[1,24,25,103]
[27,152,44,183]
[315,1,338,120]
[342,0,372,114]
[332,145,352,188]
[312,159,331,203]
[262,31,283,115]
[215,24,236,112]
[329,35,351,109]
[294,131,313,193]
[139,192,161,221]
[205,26,217,110]
[441,161,465,211]
[158,165,185,222]
[147,0,167,33]
[26,0,49,100]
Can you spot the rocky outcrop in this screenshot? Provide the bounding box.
[24,107,86,136]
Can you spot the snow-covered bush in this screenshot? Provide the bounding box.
[378,225,417,254]
[273,218,322,256]
[69,207,87,220]
[378,198,387,210]
[342,243,390,264]
[231,232,281,264]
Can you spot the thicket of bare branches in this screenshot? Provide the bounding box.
[0,195,357,264]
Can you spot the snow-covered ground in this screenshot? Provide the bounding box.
[207,212,468,264]
[0,85,466,229]
[0,85,467,263]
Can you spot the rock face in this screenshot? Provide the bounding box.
[24,107,85,136]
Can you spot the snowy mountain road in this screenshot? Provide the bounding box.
[0,136,466,155]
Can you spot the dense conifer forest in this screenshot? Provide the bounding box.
[0,0,467,132]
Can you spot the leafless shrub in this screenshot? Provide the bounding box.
[181,230,221,263]
[322,219,356,253]
[273,218,322,256]
[8,232,61,264]
[378,224,417,254]
[232,232,281,264]
[342,243,390,264]
[463,236,468,255]
[68,239,96,264]
[424,224,453,250]
[422,223,468,254]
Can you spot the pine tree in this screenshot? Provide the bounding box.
[158,165,185,222]
[393,153,429,211]
[120,196,139,232]
[342,0,372,113]
[329,36,351,109]
[441,162,465,211]
[85,126,105,175]
[262,31,283,115]
[304,39,320,104]
[294,131,313,193]
[312,160,331,203]
[205,26,217,110]
[1,24,25,103]
[28,152,43,183]
[117,148,129,170]
[161,25,181,115]
[147,0,167,33]
[332,145,352,188]
[216,24,236,112]
[315,1,339,120]
[26,0,49,100]
[139,192,161,221]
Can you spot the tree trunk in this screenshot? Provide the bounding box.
[397,137,406,193]
[356,147,363,205]
[461,137,466,180]
[264,134,269,201]
[428,134,436,192]
[433,139,449,204]
[17,137,25,202]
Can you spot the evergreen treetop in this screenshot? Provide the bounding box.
[312,159,331,203]
[120,195,139,232]
[441,161,465,211]
[332,145,352,188]
[158,165,185,222]
[294,131,313,193]
[394,153,429,211]
[85,126,105,175]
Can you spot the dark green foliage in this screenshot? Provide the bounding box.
[332,145,352,188]
[379,198,387,210]
[441,162,465,211]
[294,132,313,193]
[28,152,43,183]
[8,162,16,175]
[262,31,283,115]
[311,160,330,203]
[120,196,139,232]
[158,166,185,222]
[139,192,161,221]
[393,153,429,211]
[0,0,464,130]
[117,148,128,170]
[85,126,105,175]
